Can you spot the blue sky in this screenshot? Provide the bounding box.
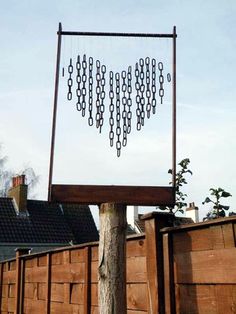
[0,0,236,221]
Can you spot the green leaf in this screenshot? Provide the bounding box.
[203,197,211,204]
[159,206,167,211]
[219,210,226,217]
[221,205,230,211]
[221,191,232,198]
[210,188,217,195]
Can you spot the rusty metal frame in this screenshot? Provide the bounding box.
[48,23,177,206]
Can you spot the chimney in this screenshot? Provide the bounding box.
[8,175,28,212]
[186,202,199,223]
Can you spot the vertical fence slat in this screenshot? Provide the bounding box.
[163,232,176,314]
[15,252,21,314]
[46,253,51,314]
[143,212,174,314]
[144,217,159,313]
[19,258,25,314]
[0,263,3,313]
[84,246,91,314]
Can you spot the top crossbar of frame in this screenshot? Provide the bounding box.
[59,30,177,38]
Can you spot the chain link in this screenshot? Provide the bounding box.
[99,64,106,133]
[121,71,128,147]
[135,62,141,131]
[127,66,132,134]
[139,58,145,126]
[88,57,93,126]
[95,60,101,129]
[67,58,73,101]
[151,58,157,114]
[81,55,87,117]
[115,73,121,157]
[145,57,151,119]
[158,61,164,104]
[75,55,82,111]
[109,71,115,147]
[167,72,171,82]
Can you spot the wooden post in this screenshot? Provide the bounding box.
[142,212,175,314]
[15,248,30,314]
[98,203,127,314]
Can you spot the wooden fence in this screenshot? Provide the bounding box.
[162,215,236,314]
[0,213,236,313]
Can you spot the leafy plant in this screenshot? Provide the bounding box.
[160,158,192,214]
[202,187,232,220]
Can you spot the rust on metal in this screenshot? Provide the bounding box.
[48,22,62,201]
[172,26,177,188]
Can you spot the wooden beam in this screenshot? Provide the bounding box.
[51,184,175,206]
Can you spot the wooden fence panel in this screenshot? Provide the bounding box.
[174,248,236,284]
[0,237,148,313]
[162,218,236,314]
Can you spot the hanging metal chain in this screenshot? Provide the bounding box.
[75,55,82,111]
[67,58,73,101]
[81,55,87,117]
[115,73,121,157]
[109,71,115,147]
[95,60,101,129]
[139,58,145,126]
[127,66,132,134]
[99,65,106,133]
[145,57,151,119]
[158,61,164,104]
[151,58,157,114]
[65,53,171,157]
[88,57,93,126]
[135,62,141,131]
[121,71,128,147]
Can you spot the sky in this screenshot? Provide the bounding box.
[0,0,236,223]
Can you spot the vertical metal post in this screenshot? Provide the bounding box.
[172,26,177,190]
[48,23,62,201]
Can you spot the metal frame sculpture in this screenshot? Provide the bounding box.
[48,23,177,206]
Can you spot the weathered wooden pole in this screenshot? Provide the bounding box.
[98,203,127,314]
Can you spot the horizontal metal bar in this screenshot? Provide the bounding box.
[51,184,175,206]
[59,30,177,38]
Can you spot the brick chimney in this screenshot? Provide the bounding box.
[186,202,199,223]
[8,175,28,212]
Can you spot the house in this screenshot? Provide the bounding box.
[185,202,199,222]
[0,175,99,261]
[127,206,145,234]
[127,205,196,235]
